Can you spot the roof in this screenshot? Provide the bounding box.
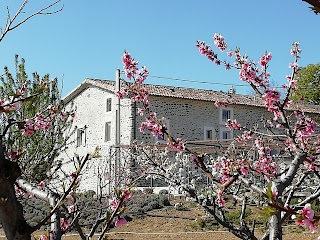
[63,78,320,114]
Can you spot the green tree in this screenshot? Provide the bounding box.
[291,63,320,104]
[0,55,74,182]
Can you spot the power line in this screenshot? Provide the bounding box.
[148,74,287,89]
[120,71,320,91]
[148,75,249,88]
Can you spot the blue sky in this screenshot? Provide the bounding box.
[0,0,319,97]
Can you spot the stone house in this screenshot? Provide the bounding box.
[60,76,320,194]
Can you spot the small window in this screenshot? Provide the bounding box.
[156,119,170,142]
[106,98,112,112]
[105,122,111,142]
[222,131,229,139]
[207,130,213,139]
[204,126,215,140]
[76,128,86,147]
[219,107,233,125]
[220,127,233,140]
[222,109,231,122]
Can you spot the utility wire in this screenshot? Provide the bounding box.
[120,71,320,91]
[148,74,250,88]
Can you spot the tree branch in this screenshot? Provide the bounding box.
[0,0,63,43]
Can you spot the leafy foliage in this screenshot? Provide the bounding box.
[0,55,74,182]
[291,63,320,104]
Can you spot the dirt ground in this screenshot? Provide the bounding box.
[1,201,318,240]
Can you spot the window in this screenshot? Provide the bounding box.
[220,127,233,140]
[105,122,111,142]
[219,107,233,125]
[106,98,112,112]
[204,126,215,140]
[76,128,86,147]
[156,119,170,142]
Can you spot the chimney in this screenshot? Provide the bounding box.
[228,86,236,94]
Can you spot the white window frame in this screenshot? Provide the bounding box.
[219,126,233,140]
[76,127,86,147]
[155,119,170,142]
[204,126,215,140]
[106,98,112,112]
[219,107,233,125]
[105,122,111,142]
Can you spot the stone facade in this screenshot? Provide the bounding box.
[59,78,320,193]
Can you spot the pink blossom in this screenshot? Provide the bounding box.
[70,172,77,179]
[60,218,71,232]
[214,100,228,108]
[109,198,119,212]
[239,165,249,175]
[39,181,45,190]
[226,119,241,130]
[216,189,225,207]
[122,51,138,79]
[39,235,49,240]
[6,151,19,160]
[227,50,233,57]
[271,185,278,198]
[289,62,299,70]
[115,218,127,228]
[60,112,67,120]
[167,137,185,151]
[259,52,272,67]
[196,40,217,62]
[68,204,77,213]
[294,203,315,233]
[213,33,227,52]
[47,104,58,114]
[225,63,231,70]
[123,189,132,201]
[263,89,280,110]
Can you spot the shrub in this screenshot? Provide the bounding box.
[143,187,154,194]
[174,202,189,211]
[159,189,169,195]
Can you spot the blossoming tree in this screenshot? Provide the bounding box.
[117,33,320,240]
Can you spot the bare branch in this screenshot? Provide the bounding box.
[0,0,63,43]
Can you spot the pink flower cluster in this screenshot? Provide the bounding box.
[214,100,228,108]
[262,89,281,113]
[196,40,217,62]
[139,113,164,139]
[22,114,52,136]
[235,130,254,143]
[167,137,185,151]
[253,139,277,180]
[60,218,71,232]
[122,51,139,79]
[214,156,250,184]
[259,52,272,67]
[197,33,274,89]
[122,51,149,84]
[216,189,225,207]
[293,203,315,233]
[117,51,186,152]
[213,33,227,52]
[226,119,241,130]
[108,189,132,228]
[295,115,316,140]
[0,99,20,113]
[39,235,49,240]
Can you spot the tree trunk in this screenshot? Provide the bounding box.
[269,213,282,240]
[0,181,32,240]
[0,146,31,240]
